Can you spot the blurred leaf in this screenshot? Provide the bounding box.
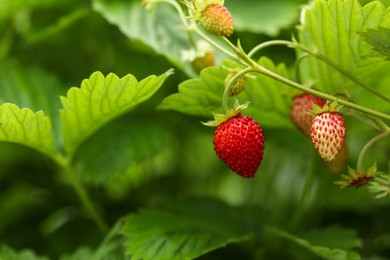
[298,0,390,113]
[26,8,90,43]
[0,60,65,146]
[74,117,176,185]
[226,0,303,36]
[0,244,49,260]
[159,58,293,127]
[92,0,193,74]
[121,197,264,260]
[0,103,56,157]
[60,219,126,260]
[268,226,361,260]
[60,70,172,156]
[0,0,57,21]
[359,27,390,58]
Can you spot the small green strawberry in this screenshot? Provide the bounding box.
[190,51,215,74]
[310,102,346,162]
[225,70,248,96]
[290,93,326,137]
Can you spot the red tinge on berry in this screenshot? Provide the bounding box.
[290,93,326,137]
[310,110,346,162]
[213,115,265,178]
[199,4,234,37]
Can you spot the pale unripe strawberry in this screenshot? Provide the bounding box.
[310,112,346,162]
[199,4,234,37]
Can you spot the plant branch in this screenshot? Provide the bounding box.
[222,67,253,112]
[54,155,109,233]
[357,131,390,171]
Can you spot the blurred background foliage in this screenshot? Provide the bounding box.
[0,0,389,259]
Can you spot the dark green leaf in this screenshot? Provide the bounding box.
[0,244,49,260]
[121,197,264,260]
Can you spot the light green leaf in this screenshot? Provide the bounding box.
[159,58,293,128]
[121,198,262,260]
[60,70,172,155]
[0,60,65,146]
[268,226,361,260]
[92,0,193,74]
[226,0,304,36]
[360,27,390,58]
[298,0,390,112]
[0,244,49,260]
[0,103,56,157]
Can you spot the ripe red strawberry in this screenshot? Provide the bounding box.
[310,112,346,162]
[290,93,326,137]
[213,115,265,178]
[200,4,234,37]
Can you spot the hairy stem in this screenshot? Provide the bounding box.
[357,132,390,171]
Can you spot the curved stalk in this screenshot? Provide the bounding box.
[222,67,253,112]
[357,132,390,171]
[248,40,293,58]
[294,53,309,84]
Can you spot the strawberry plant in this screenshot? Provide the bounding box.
[0,0,390,259]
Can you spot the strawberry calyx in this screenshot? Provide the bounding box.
[183,0,224,20]
[202,101,249,127]
[335,164,381,188]
[310,100,343,117]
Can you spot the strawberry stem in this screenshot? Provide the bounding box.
[222,67,253,112]
[357,131,390,171]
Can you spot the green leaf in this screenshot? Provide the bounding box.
[226,0,304,36]
[121,198,263,260]
[268,226,361,260]
[74,117,176,185]
[60,70,172,156]
[0,60,65,146]
[360,27,390,58]
[298,0,390,113]
[92,0,193,75]
[0,103,56,157]
[159,58,293,128]
[0,244,49,260]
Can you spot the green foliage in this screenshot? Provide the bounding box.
[226,0,305,36]
[60,70,172,155]
[298,0,390,111]
[360,27,390,58]
[160,58,293,127]
[0,245,49,260]
[1,0,389,259]
[121,198,260,260]
[0,103,56,157]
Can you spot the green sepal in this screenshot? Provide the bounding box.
[202,101,249,127]
[310,100,343,117]
[368,171,390,199]
[183,0,225,20]
[335,164,381,188]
